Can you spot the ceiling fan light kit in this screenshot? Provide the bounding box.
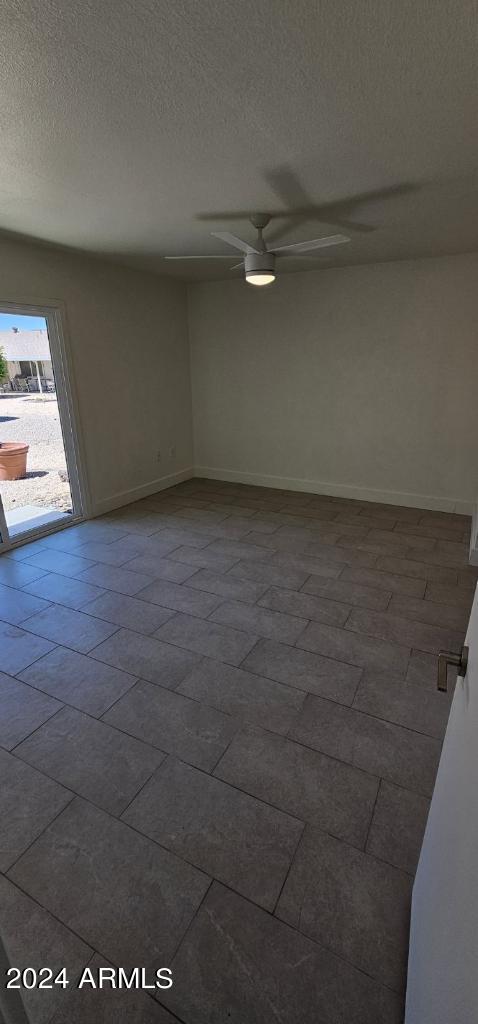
[244,252,276,286]
[164,210,350,287]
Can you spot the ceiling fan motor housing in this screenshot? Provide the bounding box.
[244,252,276,275]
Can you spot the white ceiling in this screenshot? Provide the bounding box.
[1,0,478,281]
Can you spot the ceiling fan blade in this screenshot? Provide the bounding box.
[211,231,261,255]
[163,255,238,260]
[273,234,350,255]
[277,253,344,260]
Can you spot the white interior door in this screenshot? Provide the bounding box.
[406,584,478,1024]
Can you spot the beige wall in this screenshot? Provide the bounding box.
[188,252,478,513]
[0,235,193,514]
[4,237,477,519]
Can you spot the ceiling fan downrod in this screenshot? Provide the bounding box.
[250,213,271,253]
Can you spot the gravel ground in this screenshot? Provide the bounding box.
[0,394,72,512]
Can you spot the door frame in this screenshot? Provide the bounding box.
[0,498,8,552]
[0,297,90,550]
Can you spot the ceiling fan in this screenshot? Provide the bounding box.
[163,214,350,286]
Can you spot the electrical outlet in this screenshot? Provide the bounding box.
[156,449,161,462]
[169,445,176,459]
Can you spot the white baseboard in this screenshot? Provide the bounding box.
[91,467,194,517]
[89,464,473,519]
[194,465,473,516]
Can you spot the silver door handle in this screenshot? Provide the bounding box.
[437,645,469,692]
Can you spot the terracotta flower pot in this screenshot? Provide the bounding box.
[0,442,29,480]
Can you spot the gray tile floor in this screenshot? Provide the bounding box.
[0,477,476,1023]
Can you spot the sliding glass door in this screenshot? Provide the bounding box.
[0,301,87,548]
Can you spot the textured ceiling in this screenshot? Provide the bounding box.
[1,0,478,280]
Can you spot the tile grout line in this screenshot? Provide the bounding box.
[117,752,172,820]
[362,777,383,853]
[8,703,67,756]
[270,819,307,917]
[166,879,215,967]
[338,613,464,654]
[4,793,76,876]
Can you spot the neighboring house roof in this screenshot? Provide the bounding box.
[0,330,51,361]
